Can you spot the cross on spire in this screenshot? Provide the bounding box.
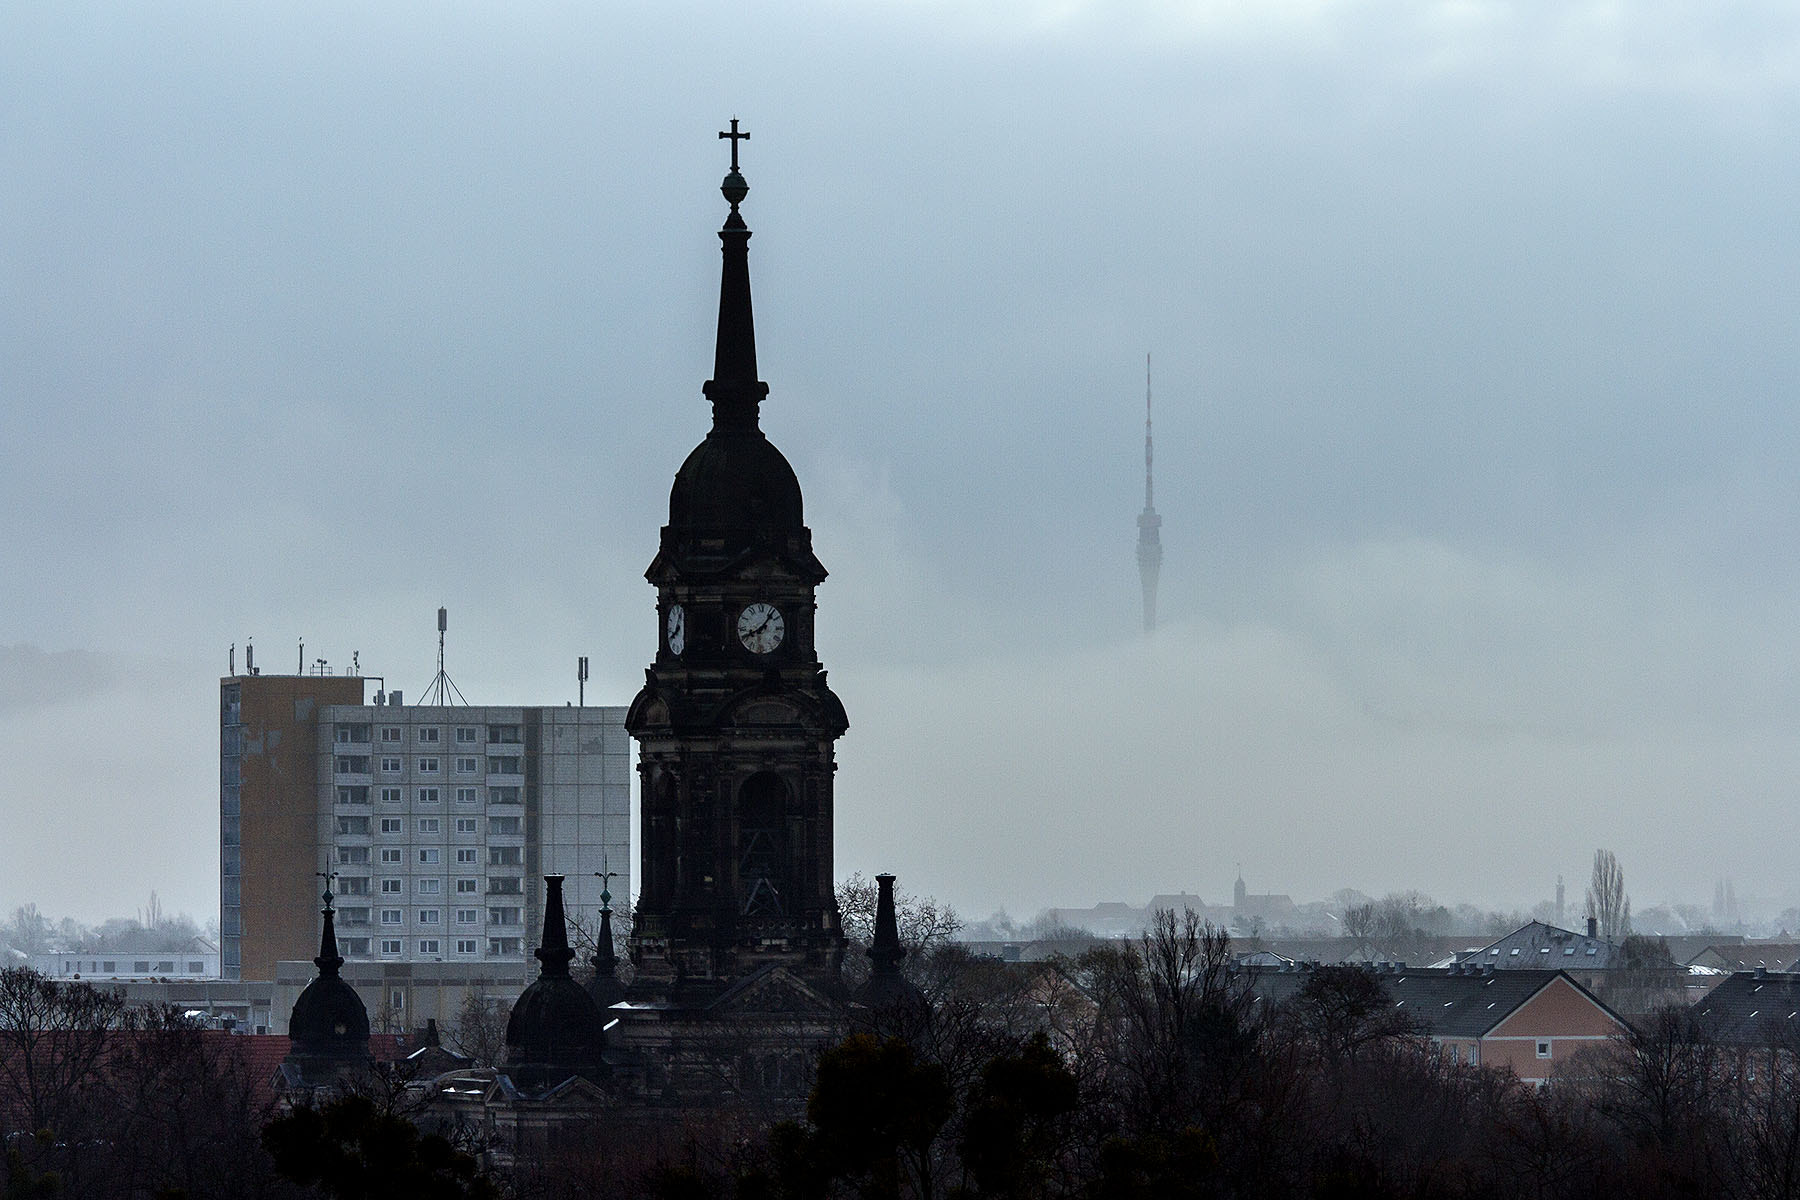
[316,867,338,910]
[718,117,750,171]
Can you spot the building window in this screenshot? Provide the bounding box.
[335,756,370,775]
[418,787,440,805]
[380,939,401,955]
[1536,1041,1552,1059]
[336,816,370,835]
[489,786,521,805]
[455,909,478,925]
[489,846,522,866]
[455,757,478,774]
[134,961,151,973]
[419,939,440,955]
[488,725,522,744]
[418,757,440,774]
[380,879,402,894]
[488,938,521,955]
[381,727,401,743]
[337,846,370,865]
[419,848,440,864]
[456,879,478,894]
[455,818,477,834]
[489,908,522,926]
[456,727,477,744]
[456,848,478,865]
[336,786,370,806]
[455,787,478,804]
[380,818,402,834]
[418,818,441,834]
[456,939,477,954]
[380,787,401,804]
[380,909,402,925]
[418,878,441,895]
[335,724,370,744]
[380,848,403,865]
[488,816,522,836]
[340,877,369,895]
[342,938,370,956]
[418,727,441,743]
[487,756,522,775]
[381,758,402,774]
[338,907,370,926]
[488,877,523,895]
[419,909,440,924]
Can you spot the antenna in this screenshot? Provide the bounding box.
[419,606,468,706]
[229,643,235,676]
[246,639,256,676]
[1135,351,1164,634]
[578,656,589,707]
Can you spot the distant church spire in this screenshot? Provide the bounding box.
[1136,353,1163,633]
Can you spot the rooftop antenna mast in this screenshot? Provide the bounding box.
[419,606,468,706]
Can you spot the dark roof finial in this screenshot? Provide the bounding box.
[535,875,575,978]
[314,868,343,978]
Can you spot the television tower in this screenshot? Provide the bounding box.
[1136,353,1163,633]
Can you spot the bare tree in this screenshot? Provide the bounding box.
[0,966,128,1138]
[448,989,509,1067]
[1586,849,1632,940]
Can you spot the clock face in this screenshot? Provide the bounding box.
[666,604,686,656]
[736,602,785,654]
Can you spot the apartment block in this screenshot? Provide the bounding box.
[222,671,629,981]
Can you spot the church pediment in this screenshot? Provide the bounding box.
[708,965,839,1017]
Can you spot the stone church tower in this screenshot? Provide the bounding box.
[625,122,850,1004]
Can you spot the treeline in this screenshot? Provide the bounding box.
[10,917,1800,1199]
[2,896,212,957]
[560,913,1800,1200]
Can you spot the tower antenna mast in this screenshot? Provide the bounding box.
[419,606,468,705]
[1136,352,1164,633]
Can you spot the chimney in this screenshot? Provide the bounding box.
[1586,916,1598,939]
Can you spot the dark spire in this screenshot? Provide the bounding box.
[286,875,371,1084]
[855,873,924,1015]
[588,882,626,1009]
[702,117,769,433]
[315,870,343,977]
[505,874,608,1088]
[868,873,905,974]
[535,874,575,978]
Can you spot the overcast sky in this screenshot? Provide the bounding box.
[5,1,1799,928]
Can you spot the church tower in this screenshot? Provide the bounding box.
[625,122,850,1000]
[1136,353,1163,633]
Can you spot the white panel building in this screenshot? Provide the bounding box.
[318,702,629,967]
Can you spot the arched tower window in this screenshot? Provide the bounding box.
[738,773,788,916]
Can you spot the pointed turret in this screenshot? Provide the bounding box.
[587,881,626,1009]
[854,873,925,1015]
[1136,352,1163,634]
[284,880,371,1088]
[505,875,607,1090]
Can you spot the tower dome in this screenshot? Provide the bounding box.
[286,890,371,1079]
[504,875,607,1089]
